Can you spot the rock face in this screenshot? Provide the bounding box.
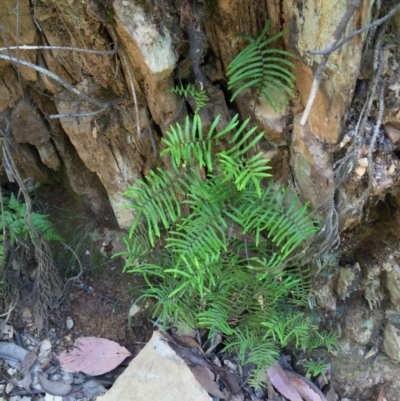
[0,0,375,229]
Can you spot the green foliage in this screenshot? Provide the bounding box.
[227,20,295,111]
[0,193,63,269]
[303,360,329,382]
[117,109,332,389]
[0,193,63,244]
[167,84,208,113]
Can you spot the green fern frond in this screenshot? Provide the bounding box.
[303,360,329,382]
[124,167,202,245]
[167,84,209,113]
[197,299,234,336]
[161,114,240,171]
[227,20,295,111]
[227,183,317,256]
[301,330,340,353]
[223,327,279,390]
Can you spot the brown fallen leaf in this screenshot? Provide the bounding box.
[284,370,324,401]
[267,363,302,401]
[58,337,131,376]
[175,335,203,352]
[37,371,72,396]
[190,364,226,398]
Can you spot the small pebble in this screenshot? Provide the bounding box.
[388,163,396,175]
[6,367,16,376]
[357,157,368,167]
[5,383,14,394]
[355,166,366,177]
[66,317,74,330]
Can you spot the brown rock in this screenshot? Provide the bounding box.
[384,124,400,145]
[313,275,336,311]
[344,305,382,345]
[0,0,38,81]
[336,264,361,299]
[283,0,373,144]
[10,101,50,146]
[113,0,178,129]
[55,82,145,228]
[37,142,60,171]
[383,321,400,363]
[290,115,334,208]
[386,264,400,309]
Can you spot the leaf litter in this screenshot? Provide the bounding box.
[0,334,132,400]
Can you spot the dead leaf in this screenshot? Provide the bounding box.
[58,337,132,376]
[175,335,202,352]
[190,364,226,398]
[267,363,303,401]
[21,347,38,393]
[284,370,323,401]
[38,371,72,396]
[0,342,28,365]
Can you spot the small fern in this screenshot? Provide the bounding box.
[0,193,63,245]
[0,192,63,293]
[227,20,295,111]
[167,84,208,113]
[303,360,329,382]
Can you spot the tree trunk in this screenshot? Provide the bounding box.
[1,0,400,398]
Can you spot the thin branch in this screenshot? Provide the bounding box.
[0,53,119,108]
[300,0,362,126]
[46,106,108,120]
[0,44,117,55]
[118,49,141,137]
[308,2,400,55]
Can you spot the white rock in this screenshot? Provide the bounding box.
[96,331,212,401]
[355,166,366,177]
[39,339,52,354]
[5,383,14,394]
[388,163,396,175]
[357,157,368,167]
[129,303,141,318]
[66,317,74,330]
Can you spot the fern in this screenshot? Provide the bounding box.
[0,193,63,245]
[120,86,330,390]
[167,84,208,113]
[227,20,295,111]
[303,360,329,383]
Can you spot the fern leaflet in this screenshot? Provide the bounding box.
[227,20,295,111]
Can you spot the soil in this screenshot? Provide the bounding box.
[0,183,154,399]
